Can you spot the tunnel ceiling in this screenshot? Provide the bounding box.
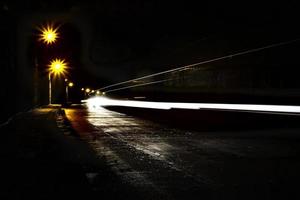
[3,1,300,88]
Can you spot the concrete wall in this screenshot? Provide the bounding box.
[112,41,300,104]
[0,9,19,123]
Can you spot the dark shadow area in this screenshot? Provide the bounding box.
[0,108,162,200]
[104,106,300,132]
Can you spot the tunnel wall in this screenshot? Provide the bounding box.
[0,11,41,124]
[0,10,19,123]
[0,11,50,123]
[109,41,300,104]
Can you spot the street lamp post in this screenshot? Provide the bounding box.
[66,82,74,103]
[85,88,91,98]
[37,23,60,105]
[49,73,52,104]
[48,58,68,105]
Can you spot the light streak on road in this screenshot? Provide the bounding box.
[84,97,300,114]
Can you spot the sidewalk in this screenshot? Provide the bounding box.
[0,106,105,199]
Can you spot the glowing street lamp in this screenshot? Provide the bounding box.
[85,88,90,93]
[38,24,59,45]
[48,58,68,104]
[48,58,67,76]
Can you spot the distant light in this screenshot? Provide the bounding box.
[96,91,100,95]
[91,90,95,93]
[81,88,85,91]
[48,58,68,76]
[65,79,68,82]
[68,82,74,87]
[38,24,59,45]
[102,92,106,95]
[85,88,90,93]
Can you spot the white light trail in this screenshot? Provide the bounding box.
[84,97,300,114]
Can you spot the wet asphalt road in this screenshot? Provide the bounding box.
[64,106,300,200]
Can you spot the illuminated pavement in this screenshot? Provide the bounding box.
[62,105,300,199]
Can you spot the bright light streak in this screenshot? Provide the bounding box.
[84,96,300,114]
[38,24,59,45]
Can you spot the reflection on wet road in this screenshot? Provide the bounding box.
[65,106,300,199]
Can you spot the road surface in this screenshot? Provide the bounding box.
[64,105,300,200]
